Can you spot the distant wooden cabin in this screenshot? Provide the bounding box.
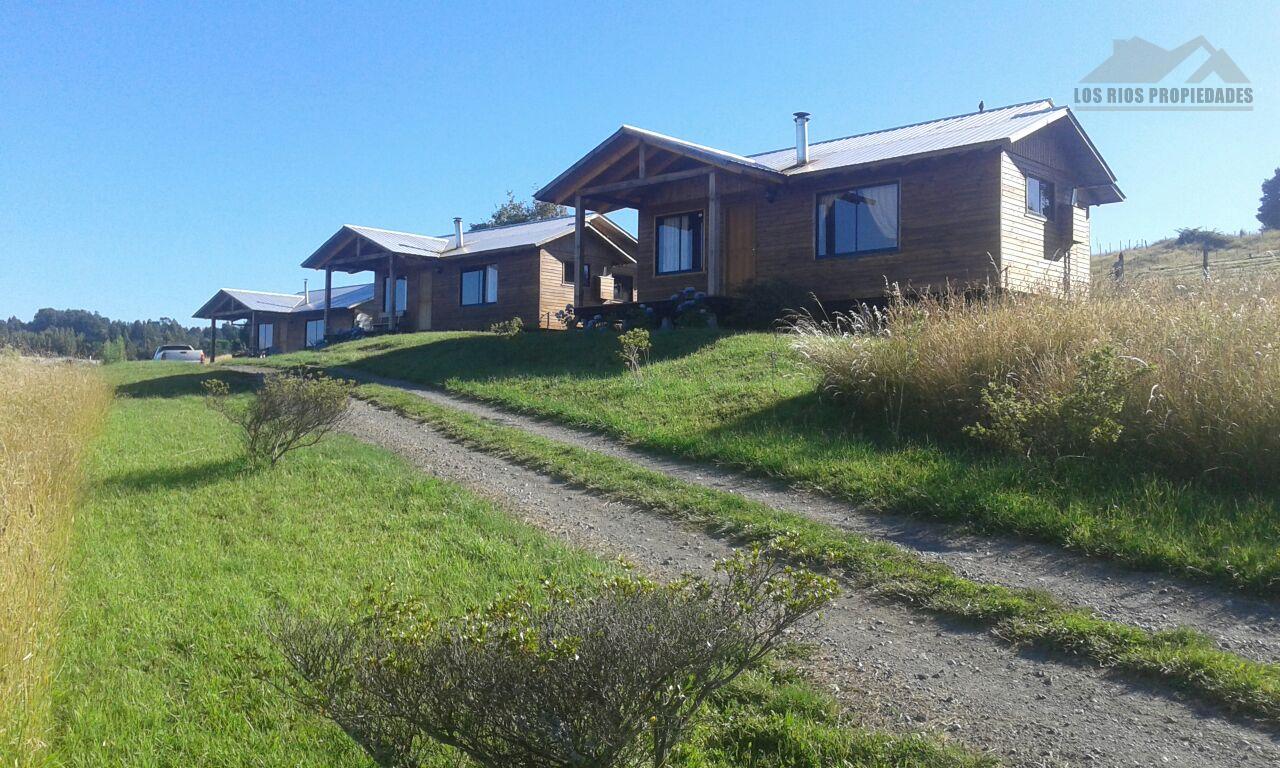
[535,99,1123,306]
[193,284,375,357]
[301,215,638,332]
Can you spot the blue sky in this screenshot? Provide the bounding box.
[2,0,1276,323]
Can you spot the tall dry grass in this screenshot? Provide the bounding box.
[0,354,110,766]
[790,274,1280,484]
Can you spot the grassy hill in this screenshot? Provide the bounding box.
[1092,228,1280,281]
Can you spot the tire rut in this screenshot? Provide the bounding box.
[337,397,1280,768]
[334,368,1280,665]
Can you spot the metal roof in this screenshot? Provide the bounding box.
[748,100,1070,175]
[195,283,375,318]
[343,226,450,256]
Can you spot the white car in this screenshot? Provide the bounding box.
[152,345,206,363]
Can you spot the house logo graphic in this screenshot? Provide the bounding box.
[1073,36,1253,111]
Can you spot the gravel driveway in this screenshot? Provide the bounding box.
[338,396,1280,768]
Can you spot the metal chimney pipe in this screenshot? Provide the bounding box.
[793,112,810,166]
[303,278,308,300]
[454,217,464,248]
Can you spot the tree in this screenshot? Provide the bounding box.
[470,190,566,231]
[1259,168,1280,230]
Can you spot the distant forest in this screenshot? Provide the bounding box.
[1,308,248,361]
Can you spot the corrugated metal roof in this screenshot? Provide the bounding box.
[343,226,450,256]
[748,100,1065,175]
[197,283,374,317]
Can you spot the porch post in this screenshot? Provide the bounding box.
[387,253,397,330]
[209,317,217,362]
[323,267,332,338]
[250,311,257,355]
[573,195,585,308]
[706,171,722,295]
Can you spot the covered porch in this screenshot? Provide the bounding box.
[535,126,787,305]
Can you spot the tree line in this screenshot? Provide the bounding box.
[0,308,248,361]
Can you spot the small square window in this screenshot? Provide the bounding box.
[1026,176,1055,220]
[461,265,498,306]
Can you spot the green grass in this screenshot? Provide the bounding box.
[48,362,989,767]
[353,381,1280,725]
[250,330,1280,593]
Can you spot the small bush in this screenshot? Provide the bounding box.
[1175,227,1232,250]
[555,304,578,329]
[618,328,652,376]
[204,372,351,468]
[272,548,837,768]
[670,287,714,328]
[487,316,524,337]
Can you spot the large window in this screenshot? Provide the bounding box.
[1026,175,1055,220]
[461,264,498,306]
[816,182,899,258]
[563,260,591,285]
[655,211,703,274]
[257,322,273,352]
[306,319,325,348]
[383,276,407,315]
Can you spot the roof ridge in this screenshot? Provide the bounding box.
[346,224,449,241]
[224,288,306,299]
[442,213,578,238]
[297,283,373,296]
[746,98,1058,158]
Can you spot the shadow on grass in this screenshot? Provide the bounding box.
[114,369,256,399]
[342,328,730,386]
[94,456,250,494]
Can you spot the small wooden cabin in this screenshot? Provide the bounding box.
[535,100,1123,305]
[301,215,638,332]
[193,283,375,357]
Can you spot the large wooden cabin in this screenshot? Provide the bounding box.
[301,215,637,333]
[535,100,1123,306]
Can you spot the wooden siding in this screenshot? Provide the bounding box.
[634,151,1003,302]
[539,230,634,327]
[999,139,1091,296]
[250,310,356,355]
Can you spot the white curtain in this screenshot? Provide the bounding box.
[658,218,682,273]
[485,265,498,304]
[858,184,898,250]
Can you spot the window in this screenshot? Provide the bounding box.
[383,276,407,315]
[257,322,273,351]
[655,211,703,274]
[1026,176,1055,220]
[613,275,633,301]
[306,319,325,347]
[562,260,591,285]
[815,182,899,258]
[461,264,498,306]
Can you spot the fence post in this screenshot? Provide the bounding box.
[1202,245,1210,281]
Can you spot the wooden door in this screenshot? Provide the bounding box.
[416,271,433,330]
[725,200,757,293]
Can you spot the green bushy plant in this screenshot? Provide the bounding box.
[271,549,837,768]
[617,328,652,376]
[203,372,352,468]
[487,316,524,337]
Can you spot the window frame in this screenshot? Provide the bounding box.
[1025,175,1056,221]
[383,276,407,315]
[460,264,499,306]
[562,259,591,286]
[653,209,706,276]
[305,318,325,348]
[813,180,901,260]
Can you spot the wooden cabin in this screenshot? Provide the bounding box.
[535,100,1123,305]
[193,283,375,358]
[300,215,637,332]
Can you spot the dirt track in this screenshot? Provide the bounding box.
[336,394,1280,768]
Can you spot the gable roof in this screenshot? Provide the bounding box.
[537,100,1122,205]
[194,283,374,319]
[302,213,637,270]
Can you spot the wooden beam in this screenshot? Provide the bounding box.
[573,196,585,308]
[581,167,710,198]
[387,253,397,330]
[706,171,722,295]
[638,142,646,178]
[548,136,641,204]
[645,149,683,177]
[209,317,217,363]
[323,268,332,339]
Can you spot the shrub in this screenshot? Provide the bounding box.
[723,279,819,329]
[618,328,652,375]
[271,549,837,768]
[555,304,578,329]
[789,276,1280,484]
[1175,227,1232,250]
[670,287,714,328]
[487,316,524,337]
[203,372,352,468]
